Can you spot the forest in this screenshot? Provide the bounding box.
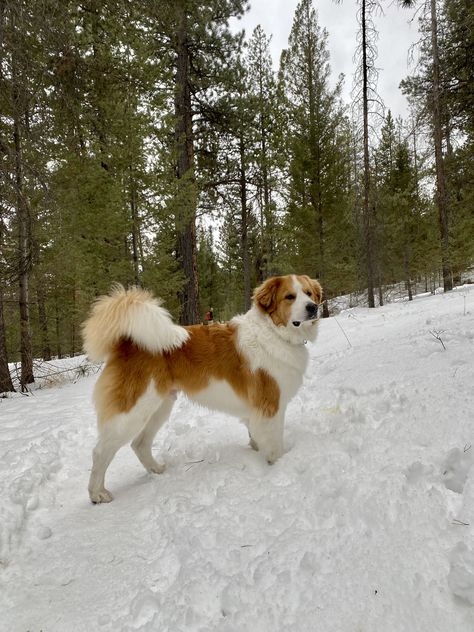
[0,0,473,391]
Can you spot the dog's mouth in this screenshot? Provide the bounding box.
[291,316,319,327]
[292,316,319,328]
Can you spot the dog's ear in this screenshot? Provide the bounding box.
[310,279,323,304]
[253,277,281,313]
[300,275,323,304]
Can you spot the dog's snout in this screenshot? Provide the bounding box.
[306,302,318,317]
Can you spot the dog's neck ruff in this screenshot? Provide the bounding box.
[232,306,310,373]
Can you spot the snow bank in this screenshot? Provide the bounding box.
[6,355,100,394]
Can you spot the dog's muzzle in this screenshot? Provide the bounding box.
[292,303,319,327]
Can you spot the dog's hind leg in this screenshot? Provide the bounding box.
[89,430,126,504]
[88,383,162,504]
[131,394,175,473]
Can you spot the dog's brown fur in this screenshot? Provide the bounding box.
[254,275,322,326]
[84,274,323,503]
[94,322,280,423]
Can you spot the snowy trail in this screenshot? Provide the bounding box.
[1,288,474,631]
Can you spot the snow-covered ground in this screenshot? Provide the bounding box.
[1,286,474,631]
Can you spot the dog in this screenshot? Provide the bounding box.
[82,274,322,503]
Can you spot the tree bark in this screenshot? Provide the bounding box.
[37,285,51,361]
[304,6,328,317]
[362,0,376,308]
[0,196,15,392]
[174,2,200,324]
[0,286,15,393]
[129,165,140,286]
[239,135,251,311]
[404,246,413,301]
[12,69,34,390]
[258,54,272,278]
[55,291,62,359]
[430,0,452,291]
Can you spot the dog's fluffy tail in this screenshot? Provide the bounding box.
[82,284,189,361]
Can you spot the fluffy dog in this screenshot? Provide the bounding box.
[82,274,322,503]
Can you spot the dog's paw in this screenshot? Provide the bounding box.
[148,461,165,474]
[89,488,114,504]
[264,448,283,465]
[249,437,259,452]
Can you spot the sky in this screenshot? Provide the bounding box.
[233,0,421,120]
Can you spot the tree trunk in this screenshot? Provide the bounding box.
[258,71,272,279]
[55,293,62,359]
[0,196,15,392]
[129,166,140,286]
[412,125,419,198]
[71,285,76,355]
[362,0,376,308]
[305,9,328,317]
[37,285,51,361]
[0,286,15,393]
[430,0,452,292]
[239,135,251,311]
[13,84,34,390]
[404,250,413,301]
[174,3,200,324]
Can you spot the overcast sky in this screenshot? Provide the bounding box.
[234,0,420,120]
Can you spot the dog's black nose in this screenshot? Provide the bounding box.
[306,302,318,317]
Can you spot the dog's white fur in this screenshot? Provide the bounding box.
[84,275,321,503]
[82,284,189,362]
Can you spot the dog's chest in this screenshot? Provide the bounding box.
[269,363,305,404]
[238,332,308,404]
[186,379,251,417]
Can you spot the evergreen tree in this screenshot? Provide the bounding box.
[245,25,280,280]
[443,0,474,280]
[279,0,356,309]
[145,0,248,324]
[400,0,473,290]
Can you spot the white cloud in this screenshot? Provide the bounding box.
[235,0,419,119]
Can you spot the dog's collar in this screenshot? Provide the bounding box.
[282,335,308,347]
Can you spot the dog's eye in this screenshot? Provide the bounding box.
[285,294,296,301]
[305,290,312,297]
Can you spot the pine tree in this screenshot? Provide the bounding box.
[400,0,465,291]
[145,0,248,324]
[245,25,279,280]
[279,0,355,309]
[429,0,452,290]
[443,0,474,280]
[0,0,49,387]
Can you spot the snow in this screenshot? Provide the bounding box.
[1,285,474,631]
[7,354,100,392]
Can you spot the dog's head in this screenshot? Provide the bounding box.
[253,275,323,339]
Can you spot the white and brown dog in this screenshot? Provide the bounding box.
[83,274,322,503]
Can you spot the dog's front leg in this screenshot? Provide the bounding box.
[240,417,259,451]
[248,410,285,464]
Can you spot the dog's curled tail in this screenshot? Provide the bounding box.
[82,284,189,361]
